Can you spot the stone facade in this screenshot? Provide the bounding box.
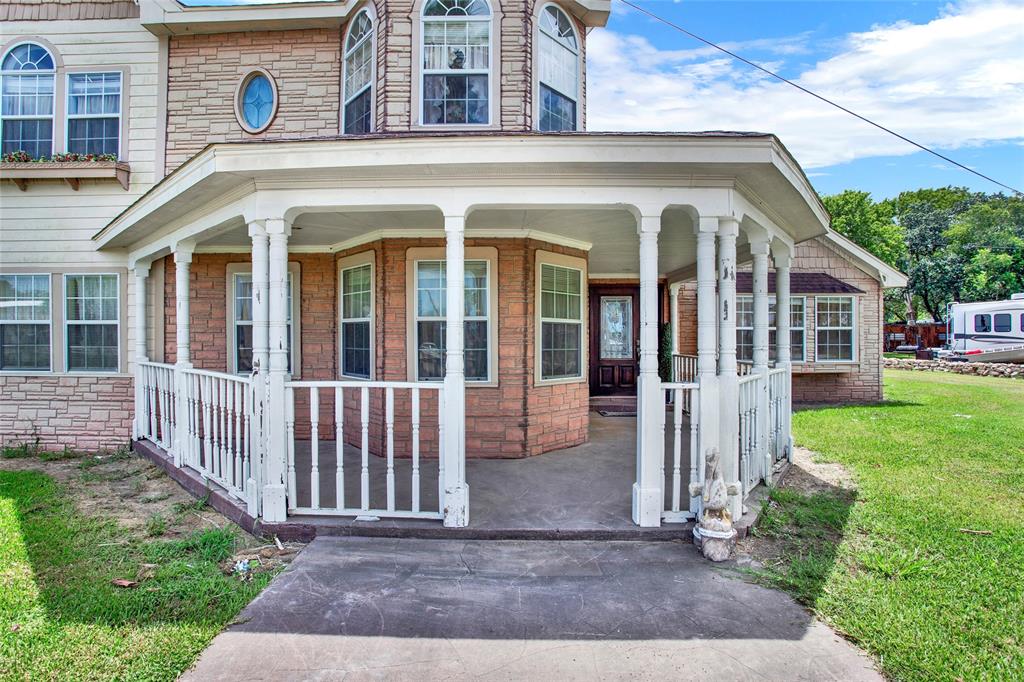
[675,236,885,404]
[884,358,1023,379]
[158,237,588,459]
[163,1,589,173]
[0,375,134,452]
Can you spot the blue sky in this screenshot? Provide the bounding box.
[592,1,1024,199]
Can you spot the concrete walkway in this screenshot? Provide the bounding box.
[185,537,879,681]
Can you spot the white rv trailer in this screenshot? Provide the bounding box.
[945,294,1024,363]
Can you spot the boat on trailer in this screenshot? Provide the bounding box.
[943,294,1024,363]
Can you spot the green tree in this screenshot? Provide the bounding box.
[821,190,904,267]
[946,196,1024,301]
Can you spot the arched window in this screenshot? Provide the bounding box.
[1,43,56,157]
[421,0,491,125]
[537,5,579,132]
[343,9,374,134]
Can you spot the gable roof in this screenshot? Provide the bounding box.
[821,229,908,289]
[737,271,865,295]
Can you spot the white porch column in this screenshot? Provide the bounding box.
[131,261,151,440]
[633,214,663,527]
[248,221,269,517]
[442,213,469,527]
[716,218,742,521]
[172,241,195,467]
[772,242,794,463]
[669,282,681,358]
[750,236,771,486]
[262,218,291,523]
[692,217,720,516]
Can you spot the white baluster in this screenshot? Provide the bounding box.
[234,380,242,490]
[286,387,296,509]
[689,386,699,512]
[202,375,212,474]
[360,386,370,512]
[385,387,395,512]
[224,379,234,487]
[411,388,421,513]
[147,366,157,442]
[310,386,320,510]
[335,386,344,511]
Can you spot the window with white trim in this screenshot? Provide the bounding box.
[414,259,489,381]
[66,72,121,156]
[65,274,118,372]
[1,43,55,157]
[537,4,579,132]
[815,296,855,362]
[340,263,372,378]
[539,263,583,380]
[231,272,294,374]
[421,0,491,125]
[736,295,805,363]
[343,9,374,134]
[0,274,51,371]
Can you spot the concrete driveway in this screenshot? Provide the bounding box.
[184,537,879,681]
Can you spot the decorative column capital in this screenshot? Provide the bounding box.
[130,259,152,277]
[637,214,662,236]
[717,217,740,237]
[247,220,268,238]
[771,240,793,269]
[173,239,195,264]
[443,213,466,232]
[264,217,292,237]
[696,216,720,234]
[748,238,771,257]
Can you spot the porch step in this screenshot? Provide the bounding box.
[284,515,694,542]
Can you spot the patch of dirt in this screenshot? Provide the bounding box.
[0,447,305,568]
[783,447,857,494]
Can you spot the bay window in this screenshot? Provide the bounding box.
[421,0,491,125]
[414,259,490,381]
[538,261,584,381]
[230,269,297,374]
[737,295,806,363]
[537,4,579,132]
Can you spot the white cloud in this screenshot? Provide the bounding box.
[586,1,1024,169]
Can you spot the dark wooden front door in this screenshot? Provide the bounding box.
[589,285,640,396]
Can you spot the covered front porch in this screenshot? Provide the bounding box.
[103,134,827,532]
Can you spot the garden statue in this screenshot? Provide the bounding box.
[691,447,736,561]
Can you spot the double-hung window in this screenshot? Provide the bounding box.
[66,72,121,156]
[537,4,579,132]
[0,274,51,371]
[65,274,119,372]
[421,0,491,125]
[231,272,295,374]
[539,263,583,381]
[737,295,806,362]
[1,43,55,157]
[815,296,855,362]
[414,259,490,381]
[343,10,374,134]
[340,263,373,378]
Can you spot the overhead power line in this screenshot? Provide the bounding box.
[616,0,1023,196]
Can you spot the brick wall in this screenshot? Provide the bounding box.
[165,29,343,173]
[159,237,589,459]
[0,375,134,452]
[674,236,885,403]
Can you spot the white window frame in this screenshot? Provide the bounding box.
[64,71,123,157]
[535,250,587,385]
[63,273,120,374]
[0,273,53,373]
[226,263,300,376]
[342,7,375,135]
[736,294,806,363]
[338,253,375,380]
[0,41,56,158]
[418,0,494,127]
[534,2,581,132]
[814,295,857,364]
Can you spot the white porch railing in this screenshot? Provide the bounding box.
[661,381,699,523]
[738,372,762,496]
[671,353,697,383]
[767,366,790,464]
[137,361,176,451]
[180,368,255,503]
[284,381,444,520]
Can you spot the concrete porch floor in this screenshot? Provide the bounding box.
[290,412,695,539]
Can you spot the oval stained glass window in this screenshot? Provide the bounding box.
[241,74,274,131]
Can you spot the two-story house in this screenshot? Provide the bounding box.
[0,0,904,537]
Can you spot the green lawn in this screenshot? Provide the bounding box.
[758,370,1024,680]
[0,469,274,681]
